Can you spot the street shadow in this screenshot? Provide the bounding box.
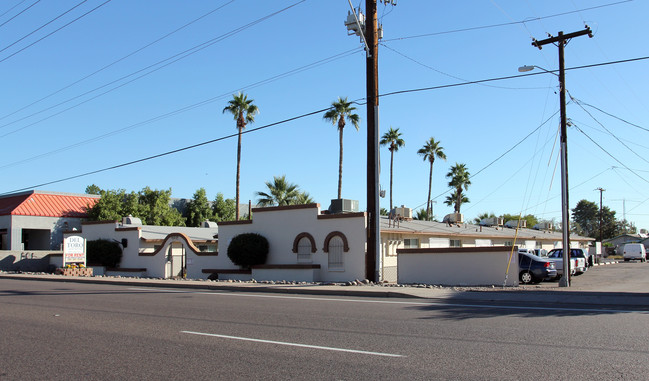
[409,290,649,319]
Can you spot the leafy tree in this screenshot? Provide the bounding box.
[223,92,259,220]
[502,214,539,229]
[85,184,101,195]
[571,199,619,240]
[256,175,300,206]
[444,190,469,212]
[212,192,236,222]
[380,127,405,213]
[445,163,471,213]
[380,207,389,216]
[137,187,185,226]
[184,188,213,227]
[85,188,141,221]
[323,96,360,199]
[417,137,446,221]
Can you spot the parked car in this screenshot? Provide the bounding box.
[518,252,557,284]
[622,243,647,262]
[546,248,587,276]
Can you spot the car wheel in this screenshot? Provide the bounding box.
[624,258,629,262]
[520,271,534,284]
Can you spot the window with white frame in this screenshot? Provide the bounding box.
[403,238,419,248]
[328,236,344,270]
[450,239,462,247]
[504,241,513,246]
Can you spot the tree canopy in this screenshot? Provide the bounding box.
[571,199,622,240]
[85,186,184,226]
[256,175,313,207]
[184,188,213,227]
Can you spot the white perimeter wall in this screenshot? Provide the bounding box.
[217,205,367,282]
[398,247,518,286]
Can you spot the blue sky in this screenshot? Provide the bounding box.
[1,0,647,230]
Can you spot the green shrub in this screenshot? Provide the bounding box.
[87,239,122,268]
[227,233,269,268]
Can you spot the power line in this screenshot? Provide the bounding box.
[380,42,551,90]
[576,99,648,132]
[0,47,362,170]
[572,122,649,185]
[382,0,632,42]
[569,92,649,165]
[0,0,40,28]
[0,0,236,123]
[0,0,306,136]
[0,0,28,19]
[0,106,330,196]
[2,55,646,194]
[0,0,89,55]
[0,0,113,64]
[378,55,649,100]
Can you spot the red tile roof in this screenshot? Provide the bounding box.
[0,191,99,217]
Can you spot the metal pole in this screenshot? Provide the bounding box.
[365,0,379,282]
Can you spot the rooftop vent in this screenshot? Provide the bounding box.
[443,213,463,224]
[201,221,217,228]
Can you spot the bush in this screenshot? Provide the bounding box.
[87,239,122,268]
[227,233,269,268]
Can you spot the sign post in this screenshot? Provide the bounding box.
[63,235,86,267]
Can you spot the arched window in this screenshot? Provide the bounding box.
[297,237,313,263]
[323,231,349,271]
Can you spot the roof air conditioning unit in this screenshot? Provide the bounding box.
[201,221,217,228]
[328,199,359,214]
[533,222,553,230]
[480,217,503,226]
[391,206,412,219]
[504,220,526,228]
[443,213,463,224]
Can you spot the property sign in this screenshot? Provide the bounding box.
[63,235,86,266]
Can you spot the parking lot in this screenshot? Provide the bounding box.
[521,260,649,292]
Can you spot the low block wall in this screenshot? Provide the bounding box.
[0,250,62,272]
[251,264,321,282]
[397,246,518,286]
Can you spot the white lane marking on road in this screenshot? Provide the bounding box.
[181,330,404,357]
[128,287,648,314]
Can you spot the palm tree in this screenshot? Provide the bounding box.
[323,97,360,199]
[295,191,315,205]
[255,175,300,207]
[444,190,470,212]
[223,92,259,219]
[445,163,471,214]
[380,127,405,214]
[417,137,446,220]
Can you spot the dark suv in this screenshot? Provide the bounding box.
[518,252,557,284]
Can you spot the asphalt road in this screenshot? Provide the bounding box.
[1,278,648,380]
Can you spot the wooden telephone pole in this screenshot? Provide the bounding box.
[532,26,592,287]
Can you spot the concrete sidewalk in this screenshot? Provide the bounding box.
[2,271,648,309]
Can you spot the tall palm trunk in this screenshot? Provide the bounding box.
[235,127,242,220]
[389,149,394,213]
[455,188,461,213]
[338,125,344,199]
[426,160,433,220]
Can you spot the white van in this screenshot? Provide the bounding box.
[622,243,646,262]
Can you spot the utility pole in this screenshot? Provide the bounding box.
[596,187,605,243]
[365,0,379,282]
[532,26,592,287]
